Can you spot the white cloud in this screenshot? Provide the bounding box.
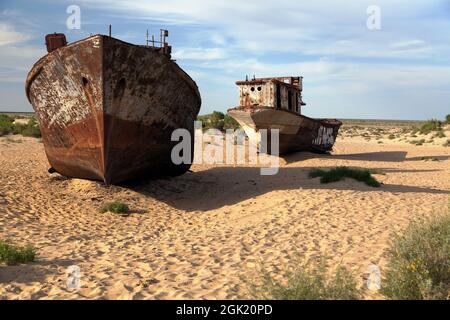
[173,47,228,60]
[0,21,45,83]
[188,56,450,117]
[193,57,450,90]
[77,0,448,59]
[0,0,449,118]
[0,22,29,46]
[391,39,426,49]
[0,44,45,82]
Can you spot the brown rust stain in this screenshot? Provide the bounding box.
[228,76,341,154]
[26,34,201,184]
[81,75,106,179]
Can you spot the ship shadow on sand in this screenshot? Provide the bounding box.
[282,151,450,163]
[129,164,449,212]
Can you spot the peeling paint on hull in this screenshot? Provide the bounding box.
[26,35,201,184]
[227,107,341,155]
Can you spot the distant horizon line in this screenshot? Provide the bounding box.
[0,110,437,122]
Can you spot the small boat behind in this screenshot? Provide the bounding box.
[26,30,201,184]
[227,76,341,154]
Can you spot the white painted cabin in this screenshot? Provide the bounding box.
[235,76,306,114]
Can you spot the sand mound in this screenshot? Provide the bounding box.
[67,178,101,193]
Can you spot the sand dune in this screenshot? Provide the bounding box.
[0,135,449,299]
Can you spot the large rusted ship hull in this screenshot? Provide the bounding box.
[26,35,201,184]
[228,107,341,155]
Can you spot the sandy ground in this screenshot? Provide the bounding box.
[0,134,449,300]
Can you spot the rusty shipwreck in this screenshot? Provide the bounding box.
[227,76,341,154]
[25,31,201,184]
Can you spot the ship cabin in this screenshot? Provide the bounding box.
[235,76,306,114]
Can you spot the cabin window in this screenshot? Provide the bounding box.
[250,87,255,92]
[257,86,262,91]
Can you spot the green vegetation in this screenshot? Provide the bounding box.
[401,127,411,134]
[410,139,425,146]
[248,259,361,300]
[309,166,381,187]
[381,208,450,300]
[0,239,36,265]
[16,118,41,138]
[421,156,439,162]
[223,114,240,130]
[197,111,225,130]
[387,134,395,140]
[99,201,129,214]
[197,111,240,131]
[0,115,41,138]
[0,114,14,136]
[445,114,450,124]
[434,131,446,139]
[419,119,442,135]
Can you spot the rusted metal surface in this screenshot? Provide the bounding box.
[45,33,67,53]
[228,76,341,154]
[235,76,305,114]
[26,34,201,184]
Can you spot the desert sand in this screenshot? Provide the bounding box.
[0,130,449,299]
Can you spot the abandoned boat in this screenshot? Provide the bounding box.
[227,76,341,154]
[25,31,201,184]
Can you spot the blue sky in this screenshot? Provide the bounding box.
[1,0,449,119]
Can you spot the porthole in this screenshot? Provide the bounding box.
[250,87,255,92]
[257,86,262,91]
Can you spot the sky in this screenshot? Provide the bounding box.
[0,0,449,120]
